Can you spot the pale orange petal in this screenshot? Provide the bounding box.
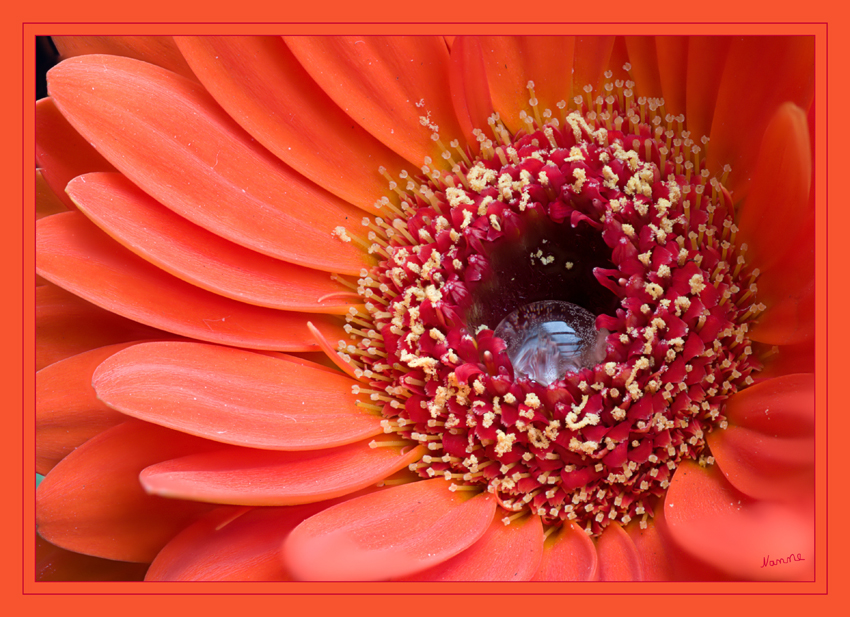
[284,478,496,580]
[47,54,368,274]
[285,36,463,167]
[92,341,384,450]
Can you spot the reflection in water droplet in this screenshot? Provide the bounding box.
[493,300,609,386]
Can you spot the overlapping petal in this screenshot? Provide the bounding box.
[36,343,134,474]
[37,420,220,562]
[46,54,368,274]
[139,439,426,506]
[36,283,173,371]
[284,478,496,580]
[67,173,358,313]
[37,213,345,350]
[664,460,814,581]
[92,341,384,450]
[285,37,463,167]
[175,36,407,213]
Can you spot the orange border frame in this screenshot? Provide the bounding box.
[6,0,844,614]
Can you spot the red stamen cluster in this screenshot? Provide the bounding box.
[336,86,762,535]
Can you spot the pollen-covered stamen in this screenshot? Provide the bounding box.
[330,81,762,536]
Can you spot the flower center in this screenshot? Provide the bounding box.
[494,300,608,387]
[331,73,762,536]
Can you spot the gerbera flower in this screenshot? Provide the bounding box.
[35,35,815,582]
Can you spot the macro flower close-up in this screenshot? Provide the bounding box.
[35,34,816,582]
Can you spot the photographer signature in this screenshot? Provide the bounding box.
[762,553,805,568]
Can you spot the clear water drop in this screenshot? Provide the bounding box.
[493,300,608,386]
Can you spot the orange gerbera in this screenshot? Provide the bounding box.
[35,35,815,582]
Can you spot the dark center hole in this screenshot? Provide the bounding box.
[467,211,619,332]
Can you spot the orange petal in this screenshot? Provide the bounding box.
[284,478,496,580]
[737,103,812,273]
[37,343,135,474]
[146,506,288,581]
[664,460,814,580]
[708,426,813,501]
[36,169,68,220]
[140,439,426,506]
[624,518,674,581]
[399,513,543,581]
[35,97,116,210]
[626,500,733,581]
[47,54,367,274]
[653,36,689,117]
[724,373,815,437]
[531,521,598,581]
[448,36,494,146]
[758,340,815,380]
[707,37,814,196]
[37,420,219,562]
[36,283,172,371]
[37,212,344,351]
[92,341,384,450]
[573,37,616,92]
[595,522,642,581]
[37,534,148,581]
[709,373,815,500]
[623,37,663,102]
[684,37,732,143]
[68,173,354,314]
[52,36,196,81]
[285,37,463,167]
[475,36,576,134]
[174,36,406,214]
[146,488,382,581]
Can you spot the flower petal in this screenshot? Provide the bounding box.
[623,37,663,102]
[398,513,543,581]
[736,103,812,273]
[37,343,134,474]
[284,478,496,580]
[708,426,813,501]
[36,169,68,220]
[684,37,732,143]
[146,489,381,581]
[708,373,814,500]
[37,420,219,562]
[474,36,576,134]
[174,36,406,214]
[758,341,815,381]
[285,36,462,167]
[626,501,733,581]
[654,36,689,117]
[47,54,367,274]
[139,439,426,506]
[145,506,290,581]
[595,522,642,581]
[448,36,494,145]
[37,212,344,351]
[664,460,814,580]
[37,534,148,581]
[68,173,356,313]
[36,283,172,371]
[707,37,814,197]
[52,36,196,80]
[573,36,616,92]
[92,341,384,450]
[724,373,815,437]
[531,521,598,581]
[35,97,116,210]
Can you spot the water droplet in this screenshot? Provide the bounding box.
[493,300,608,386]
